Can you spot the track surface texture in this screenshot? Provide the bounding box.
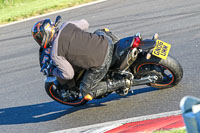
[0,0,199,132]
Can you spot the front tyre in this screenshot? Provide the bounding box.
[45,82,87,106]
[132,55,183,89]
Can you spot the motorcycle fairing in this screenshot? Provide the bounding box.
[114,36,135,58]
[111,36,135,69]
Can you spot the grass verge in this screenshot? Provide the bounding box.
[0,0,95,24]
[153,128,186,133]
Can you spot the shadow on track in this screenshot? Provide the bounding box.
[0,87,158,125]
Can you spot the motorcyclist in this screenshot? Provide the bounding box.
[31,17,131,101]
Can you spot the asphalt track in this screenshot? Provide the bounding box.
[0,0,200,132]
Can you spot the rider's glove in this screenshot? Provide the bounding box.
[41,48,51,64]
[43,60,55,76]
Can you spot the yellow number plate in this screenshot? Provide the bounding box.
[152,40,171,60]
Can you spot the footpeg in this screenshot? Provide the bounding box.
[116,87,130,96]
[116,79,132,96]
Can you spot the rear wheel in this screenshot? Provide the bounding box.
[45,82,87,106]
[132,55,183,89]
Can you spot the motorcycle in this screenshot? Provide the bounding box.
[39,16,183,106]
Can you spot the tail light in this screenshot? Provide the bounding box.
[132,36,141,48]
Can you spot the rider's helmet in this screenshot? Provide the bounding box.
[31,19,55,48]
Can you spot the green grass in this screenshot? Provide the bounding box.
[153,128,186,133]
[0,0,95,24]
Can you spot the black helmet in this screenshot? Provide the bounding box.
[31,19,55,48]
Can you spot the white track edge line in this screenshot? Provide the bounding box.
[50,110,182,133]
[0,0,107,28]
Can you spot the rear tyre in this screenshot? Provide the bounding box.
[131,55,183,89]
[45,82,87,106]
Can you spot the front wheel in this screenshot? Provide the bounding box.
[131,55,183,89]
[45,82,87,106]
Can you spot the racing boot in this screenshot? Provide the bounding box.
[90,78,132,99]
[83,82,107,101]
